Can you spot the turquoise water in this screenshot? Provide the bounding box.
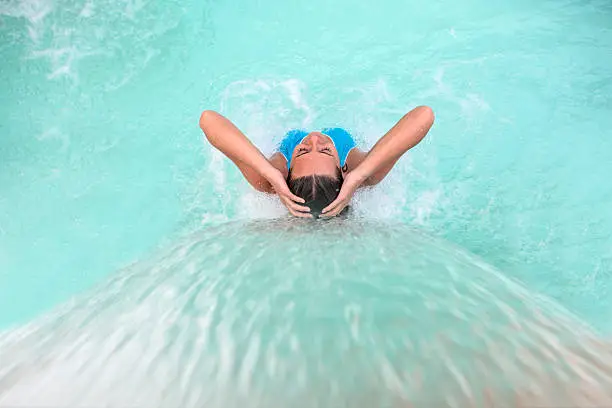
[2,0,611,329]
[1,0,612,404]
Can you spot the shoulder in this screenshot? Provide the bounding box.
[269,152,289,178]
[344,148,367,174]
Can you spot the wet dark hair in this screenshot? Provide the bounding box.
[287,167,343,216]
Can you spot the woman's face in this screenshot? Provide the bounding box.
[289,132,340,178]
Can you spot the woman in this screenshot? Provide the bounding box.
[199,106,434,218]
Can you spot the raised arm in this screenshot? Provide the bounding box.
[323,106,434,217]
[348,105,434,186]
[199,110,310,216]
[199,110,280,192]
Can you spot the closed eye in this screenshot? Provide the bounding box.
[319,147,333,156]
[295,147,310,157]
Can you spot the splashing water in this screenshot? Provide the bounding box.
[2,221,612,407]
[2,0,612,327]
[2,0,612,405]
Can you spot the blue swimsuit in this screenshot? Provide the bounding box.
[278,127,357,169]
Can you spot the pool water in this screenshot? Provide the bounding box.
[1,0,612,404]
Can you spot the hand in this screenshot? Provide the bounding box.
[321,171,366,217]
[265,169,312,218]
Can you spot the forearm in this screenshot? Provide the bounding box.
[199,110,277,179]
[353,106,434,184]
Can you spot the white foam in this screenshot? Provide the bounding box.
[281,79,315,127]
[1,221,612,407]
[78,1,94,18]
[0,0,53,24]
[213,79,318,219]
[123,0,150,19]
[220,78,315,153]
[0,0,53,46]
[207,77,448,223]
[3,0,184,89]
[411,189,442,225]
[36,126,70,152]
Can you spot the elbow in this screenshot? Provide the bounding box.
[199,110,220,146]
[199,110,218,130]
[415,105,435,127]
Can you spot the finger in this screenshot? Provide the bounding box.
[288,192,305,204]
[322,196,344,214]
[282,197,310,213]
[290,208,313,218]
[321,201,347,218]
[291,202,311,213]
[278,186,306,204]
[284,196,310,212]
[321,201,338,214]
